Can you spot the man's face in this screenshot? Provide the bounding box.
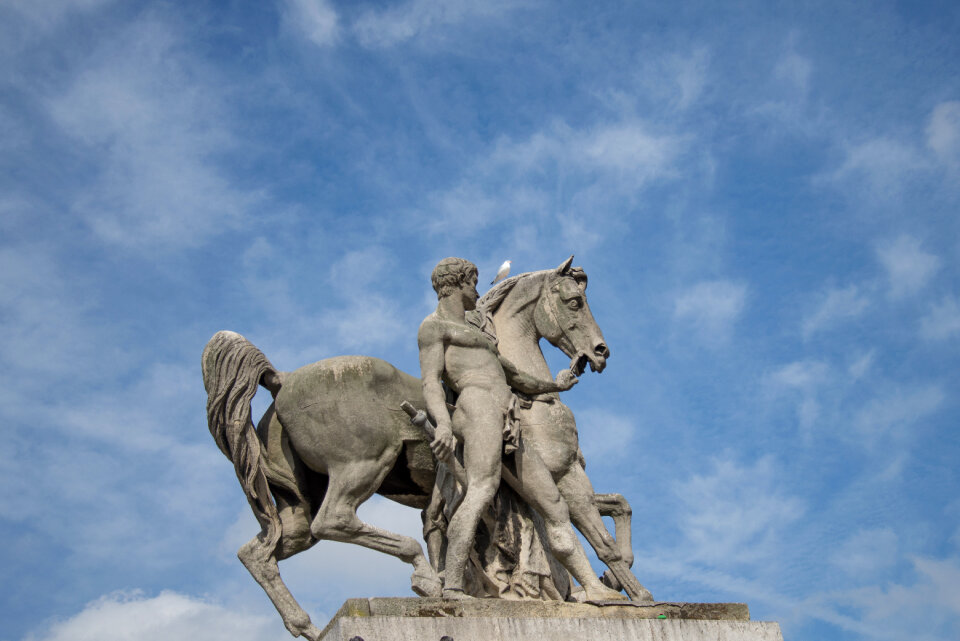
[460,272,479,310]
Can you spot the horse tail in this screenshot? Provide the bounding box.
[201,330,282,555]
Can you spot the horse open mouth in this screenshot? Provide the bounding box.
[568,353,587,376]
[570,352,607,375]
[587,353,607,373]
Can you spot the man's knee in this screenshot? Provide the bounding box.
[466,478,498,504]
[538,495,571,526]
[546,526,577,558]
[454,479,497,517]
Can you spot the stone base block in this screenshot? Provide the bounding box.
[319,598,783,641]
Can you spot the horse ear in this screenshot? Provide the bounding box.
[556,255,574,274]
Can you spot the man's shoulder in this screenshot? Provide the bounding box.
[418,312,446,340]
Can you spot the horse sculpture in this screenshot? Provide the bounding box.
[476,257,649,600]
[201,257,648,640]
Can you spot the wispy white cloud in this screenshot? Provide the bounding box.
[673,279,747,342]
[0,243,101,381]
[853,384,944,442]
[328,246,394,293]
[238,242,407,358]
[774,49,812,96]
[353,0,526,48]
[574,408,635,462]
[825,556,960,641]
[282,0,340,47]
[635,47,710,111]
[421,119,686,244]
[674,456,804,566]
[802,284,870,337]
[875,235,940,299]
[46,17,257,250]
[320,295,409,350]
[827,137,929,200]
[927,101,960,174]
[23,591,283,641]
[320,247,409,350]
[767,360,830,431]
[488,121,682,181]
[830,528,898,579]
[769,359,829,390]
[920,295,960,340]
[747,40,821,135]
[847,349,876,381]
[1,0,114,32]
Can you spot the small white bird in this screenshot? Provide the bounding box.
[491,259,512,285]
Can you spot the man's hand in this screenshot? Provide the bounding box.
[555,369,579,391]
[431,425,456,461]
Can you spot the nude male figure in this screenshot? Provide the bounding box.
[418,257,625,601]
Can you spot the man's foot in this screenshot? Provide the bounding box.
[442,588,475,600]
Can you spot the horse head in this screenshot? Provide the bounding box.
[533,255,610,374]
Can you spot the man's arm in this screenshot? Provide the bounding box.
[418,319,456,461]
[499,354,578,394]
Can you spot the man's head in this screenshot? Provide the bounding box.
[431,257,478,300]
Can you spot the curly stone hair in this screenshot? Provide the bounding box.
[431,257,477,298]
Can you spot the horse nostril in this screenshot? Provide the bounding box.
[595,343,610,358]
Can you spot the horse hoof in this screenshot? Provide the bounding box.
[634,585,655,602]
[284,613,321,640]
[583,583,630,604]
[411,572,442,598]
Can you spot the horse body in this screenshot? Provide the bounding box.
[277,357,419,475]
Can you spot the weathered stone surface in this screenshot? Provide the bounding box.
[417,257,648,603]
[201,257,773,639]
[329,597,750,621]
[319,598,780,641]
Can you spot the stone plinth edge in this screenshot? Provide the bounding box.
[319,597,783,641]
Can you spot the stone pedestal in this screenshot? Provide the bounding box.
[319,597,783,641]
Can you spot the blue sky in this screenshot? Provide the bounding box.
[1,0,959,639]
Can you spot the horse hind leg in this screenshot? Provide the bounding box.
[238,492,322,640]
[310,460,442,598]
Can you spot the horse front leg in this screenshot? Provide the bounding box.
[595,492,634,568]
[556,464,653,602]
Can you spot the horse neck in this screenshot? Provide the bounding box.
[491,279,553,380]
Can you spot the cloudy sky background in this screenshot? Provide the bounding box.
[2,1,959,639]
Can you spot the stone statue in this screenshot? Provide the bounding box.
[416,257,623,602]
[200,256,649,641]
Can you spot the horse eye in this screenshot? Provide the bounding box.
[567,299,581,310]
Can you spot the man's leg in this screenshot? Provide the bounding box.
[442,400,503,597]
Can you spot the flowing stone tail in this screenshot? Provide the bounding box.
[201,330,282,553]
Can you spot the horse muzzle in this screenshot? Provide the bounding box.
[571,342,609,374]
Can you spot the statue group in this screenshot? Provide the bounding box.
[202,256,653,640]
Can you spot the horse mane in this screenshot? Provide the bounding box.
[478,270,549,316]
[478,265,588,316]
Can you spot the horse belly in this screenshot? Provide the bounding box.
[519,401,579,475]
[275,356,419,475]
